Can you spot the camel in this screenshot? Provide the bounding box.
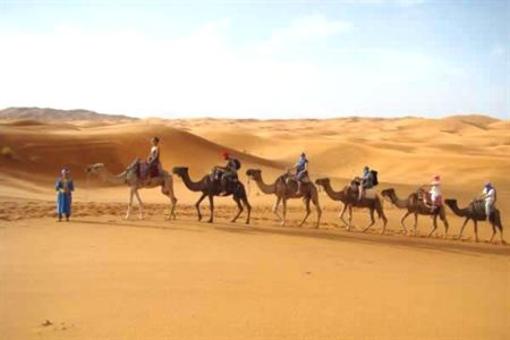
[444,199,505,243]
[245,169,321,228]
[315,178,388,233]
[85,162,177,220]
[381,188,449,237]
[172,167,251,224]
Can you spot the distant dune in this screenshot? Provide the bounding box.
[1,111,508,192]
[0,107,137,121]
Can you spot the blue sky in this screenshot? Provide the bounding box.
[0,0,508,119]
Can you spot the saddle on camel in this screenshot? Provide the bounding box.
[127,136,162,182]
[417,175,443,213]
[352,166,379,201]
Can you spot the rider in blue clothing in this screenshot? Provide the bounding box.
[290,152,308,195]
[358,166,374,201]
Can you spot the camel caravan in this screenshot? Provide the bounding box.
[84,137,505,245]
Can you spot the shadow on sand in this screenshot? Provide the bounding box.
[72,216,509,258]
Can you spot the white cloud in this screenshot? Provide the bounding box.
[252,14,352,56]
[0,14,470,119]
[394,0,426,7]
[490,45,506,57]
[340,0,425,6]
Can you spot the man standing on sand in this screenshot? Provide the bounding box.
[56,168,74,222]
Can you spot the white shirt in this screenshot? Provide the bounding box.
[483,187,496,203]
[149,146,159,160]
[430,185,441,198]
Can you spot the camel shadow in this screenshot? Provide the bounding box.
[213,221,510,258]
[74,218,205,233]
[71,217,509,258]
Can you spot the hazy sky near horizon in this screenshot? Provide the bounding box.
[0,0,508,119]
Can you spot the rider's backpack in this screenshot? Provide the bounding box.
[232,158,241,170]
[371,170,379,186]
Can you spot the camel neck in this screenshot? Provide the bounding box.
[180,171,205,192]
[97,168,126,185]
[447,201,469,217]
[322,181,345,202]
[253,175,276,194]
[389,192,408,208]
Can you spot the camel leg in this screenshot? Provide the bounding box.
[348,206,353,231]
[400,211,411,234]
[499,228,505,245]
[339,204,349,229]
[428,214,438,237]
[380,210,388,235]
[362,208,376,233]
[231,196,243,223]
[243,196,251,224]
[298,198,311,227]
[473,220,479,242]
[166,194,178,220]
[281,199,287,227]
[125,188,135,220]
[314,195,322,229]
[413,213,418,236]
[207,194,214,223]
[134,190,144,220]
[195,193,207,221]
[458,217,470,240]
[273,196,283,223]
[489,223,497,243]
[441,208,449,238]
[162,176,177,220]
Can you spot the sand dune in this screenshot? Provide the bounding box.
[1,113,509,339]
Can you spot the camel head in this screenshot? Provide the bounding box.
[246,168,262,180]
[381,188,395,198]
[85,163,105,176]
[444,199,457,207]
[172,166,189,178]
[314,177,330,188]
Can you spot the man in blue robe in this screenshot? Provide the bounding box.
[56,168,74,221]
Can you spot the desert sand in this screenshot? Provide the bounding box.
[0,111,509,339]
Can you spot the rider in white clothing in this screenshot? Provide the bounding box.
[480,182,496,221]
[424,175,442,212]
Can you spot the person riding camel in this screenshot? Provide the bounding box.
[146,136,161,178]
[480,182,497,221]
[358,166,374,201]
[216,151,240,195]
[289,152,309,196]
[422,175,442,212]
